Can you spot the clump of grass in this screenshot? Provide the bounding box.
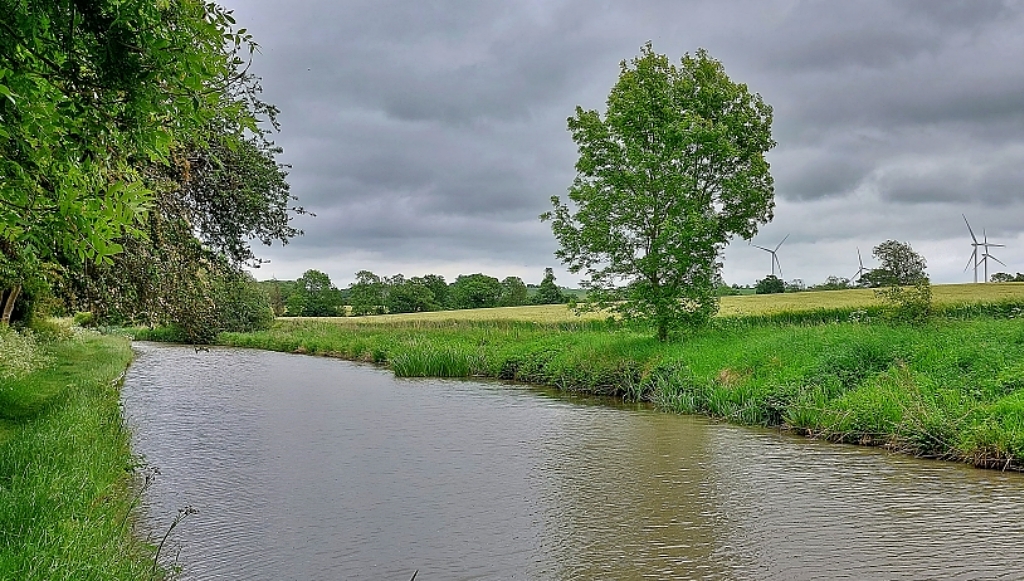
[390,346,478,377]
[0,327,51,382]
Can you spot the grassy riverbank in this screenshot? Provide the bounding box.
[206,286,1024,470]
[0,332,155,579]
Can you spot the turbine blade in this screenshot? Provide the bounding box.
[964,249,977,272]
[775,234,790,252]
[774,255,783,277]
[752,245,772,252]
[857,247,864,267]
[963,214,978,243]
[987,254,1007,267]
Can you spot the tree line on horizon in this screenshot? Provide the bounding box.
[261,267,570,317]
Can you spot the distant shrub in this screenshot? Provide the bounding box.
[990,272,1024,283]
[875,278,932,324]
[755,275,785,294]
[73,311,96,327]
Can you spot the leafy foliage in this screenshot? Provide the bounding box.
[2,1,303,338]
[349,270,385,316]
[416,274,449,309]
[755,275,785,294]
[0,0,255,265]
[532,268,565,305]
[875,278,933,324]
[545,43,776,340]
[259,279,299,316]
[288,269,342,317]
[812,276,855,291]
[450,274,503,310]
[864,240,927,287]
[385,275,439,314]
[498,276,530,307]
[991,273,1024,283]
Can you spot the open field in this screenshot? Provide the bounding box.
[211,283,1024,470]
[720,282,1024,316]
[285,282,1024,325]
[0,333,155,579]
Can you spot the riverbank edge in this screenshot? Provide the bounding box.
[0,333,162,579]
[187,315,1024,472]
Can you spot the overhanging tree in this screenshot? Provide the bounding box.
[544,44,776,340]
[0,0,265,324]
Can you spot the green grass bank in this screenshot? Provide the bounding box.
[0,332,157,580]
[208,304,1024,470]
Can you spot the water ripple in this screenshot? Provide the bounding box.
[122,343,1024,580]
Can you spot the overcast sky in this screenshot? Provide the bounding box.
[225,0,1024,288]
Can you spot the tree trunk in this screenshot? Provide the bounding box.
[1,285,21,325]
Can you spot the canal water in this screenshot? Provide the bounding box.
[121,343,1024,580]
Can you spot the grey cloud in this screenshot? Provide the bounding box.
[221,0,1024,286]
[771,147,874,200]
[874,150,1024,206]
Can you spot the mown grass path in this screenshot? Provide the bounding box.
[0,333,154,580]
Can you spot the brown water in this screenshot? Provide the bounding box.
[121,342,1024,580]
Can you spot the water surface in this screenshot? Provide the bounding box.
[122,343,1024,580]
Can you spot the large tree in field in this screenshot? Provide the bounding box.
[863,240,927,287]
[450,274,502,310]
[544,44,776,341]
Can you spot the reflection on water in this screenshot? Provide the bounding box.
[122,343,1024,580]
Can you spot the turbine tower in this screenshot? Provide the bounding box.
[752,234,788,278]
[980,229,1006,283]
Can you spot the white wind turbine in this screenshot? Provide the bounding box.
[752,234,789,278]
[963,214,1006,283]
[851,247,870,285]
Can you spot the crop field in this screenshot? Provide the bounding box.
[288,282,1024,325]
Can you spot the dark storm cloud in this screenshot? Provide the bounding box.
[224,0,1024,286]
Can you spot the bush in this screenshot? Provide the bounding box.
[0,328,51,381]
[214,273,276,333]
[875,278,932,323]
[28,318,73,342]
[755,275,785,294]
[73,311,96,327]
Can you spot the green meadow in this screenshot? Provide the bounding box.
[212,283,1024,470]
